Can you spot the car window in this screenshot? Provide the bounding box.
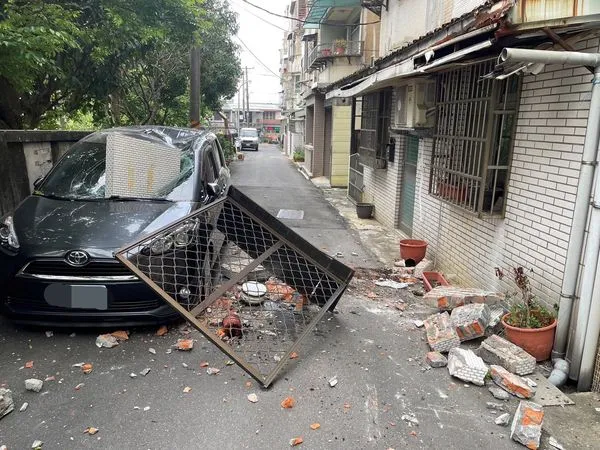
[204,143,218,184]
[213,139,226,167]
[240,129,258,138]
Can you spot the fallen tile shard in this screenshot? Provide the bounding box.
[401,414,419,426]
[32,440,43,449]
[176,339,193,351]
[510,401,543,449]
[0,388,14,419]
[148,348,156,355]
[289,437,303,446]
[425,351,448,368]
[247,393,259,403]
[310,423,320,430]
[140,368,151,376]
[82,363,93,374]
[84,427,99,435]
[447,348,488,386]
[156,325,168,336]
[206,367,220,375]
[495,413,511,426]
[25,379,44,393]
[25,361,34,369]
[183,386,192,393]
[490,365,534,399]
[110,330,129,341]
[328,376,338,387]
[281,397,296,409]
[450,303,490,341]
[95,334,119,348]
[20,402,28,412]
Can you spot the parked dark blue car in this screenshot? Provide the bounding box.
[0,126,230,326]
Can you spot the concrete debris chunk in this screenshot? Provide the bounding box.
[95,334,119,348]
[478,335,536,376]
[20,402,29,412]
[486,305,507,335]
[401,414,419,426]
[374,279,408,289]
[495,412,511,426]
[447,348,488,386]
[140,368,151,376]
[32,440,43,449]
[413,259,433,279]
[488,385,511,401]
[486,402,506,411]
[510,401,544,449]
[425,351,448,368]
[413,320,424,328]
[424,312,460,353]
[0,388,14,419]
[423,286,504,311]
[328,376,338,387]
[490,365,534,399]
[25,379,44,393]
[450,303,490,341]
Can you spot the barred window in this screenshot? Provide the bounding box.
[430,60,520,216]
[358,89,392,168]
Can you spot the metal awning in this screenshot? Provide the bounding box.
[326,39,493,99]
[304,0,361,28]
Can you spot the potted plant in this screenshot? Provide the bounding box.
[495,266,557,361]
[293,150,305,162]
[333,39,347,55]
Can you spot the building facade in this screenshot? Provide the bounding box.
[319,0,600,390]
[210,102,283,138]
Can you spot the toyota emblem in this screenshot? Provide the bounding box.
[65,250,90,266]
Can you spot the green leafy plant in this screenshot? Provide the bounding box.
[293,150,305,162]
[333,38,347,49]
[217,134,236,163]
[495,266,556,329]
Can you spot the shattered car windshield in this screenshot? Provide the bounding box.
[36,132,196,201]
[240,129,258,138]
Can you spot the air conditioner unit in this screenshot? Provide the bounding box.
[394,80,436,128]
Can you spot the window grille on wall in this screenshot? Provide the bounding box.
[430,60,520,216]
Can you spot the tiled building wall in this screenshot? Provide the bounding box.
[408,38,598,307]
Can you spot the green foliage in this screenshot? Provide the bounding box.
[217,134,236,163]
[0,0,241,129]
[293,150,305,162]
[495,266,556,329]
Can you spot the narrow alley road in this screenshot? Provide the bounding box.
[0,144,523,450]
[230,144,380,269]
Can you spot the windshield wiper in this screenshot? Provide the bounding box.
[34,192,75,201]
[106,195,172,202]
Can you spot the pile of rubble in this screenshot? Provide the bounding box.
[418,284,550,449]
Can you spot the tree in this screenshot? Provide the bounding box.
[0,0,241,129]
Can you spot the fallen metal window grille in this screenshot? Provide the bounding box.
[115,186,354,387]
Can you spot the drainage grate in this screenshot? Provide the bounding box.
[276,209,305,220]
[115,186,353,387]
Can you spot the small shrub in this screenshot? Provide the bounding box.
[293,150,305,162]
[217,134,237,163]
[495,266,556,329]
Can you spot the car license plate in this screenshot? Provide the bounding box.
[45,284,108,310]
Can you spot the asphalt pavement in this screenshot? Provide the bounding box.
[0,144,523,449]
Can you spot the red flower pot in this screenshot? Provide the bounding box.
[399,239,428,265]
[501,314,557,361]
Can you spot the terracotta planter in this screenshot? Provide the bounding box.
[399,239,428,265]
[422,271,449,292]
[501,314,557,361]
[335,47,345,55]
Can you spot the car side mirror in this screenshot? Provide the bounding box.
[33,176,44,190]
[207,182,219,196]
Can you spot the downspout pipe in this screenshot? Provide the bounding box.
[500,49,600,368]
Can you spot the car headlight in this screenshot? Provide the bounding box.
[142,220,198,255]
[0,216,19,252]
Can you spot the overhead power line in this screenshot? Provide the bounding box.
[241,0,381,26]
[235,35,282,79]
[230,0,288,32]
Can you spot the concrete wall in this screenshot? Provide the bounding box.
[0,130,91,216]
[379,0,489,56]
[318,59,364,85]
[330,104,351,187]
[362,36,598,308]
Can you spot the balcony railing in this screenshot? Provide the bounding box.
[307,41,363,69]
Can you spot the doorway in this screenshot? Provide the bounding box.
[399,135,419,235]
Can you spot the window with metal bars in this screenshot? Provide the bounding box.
[430,60,521,216]
[358,90,392,169]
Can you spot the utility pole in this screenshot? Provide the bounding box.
[245,66,251,127]
[190,47,201,128]
[237,86,241,133]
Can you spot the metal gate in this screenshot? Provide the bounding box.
[399,135,419,235]
[348,151,363,203]
[115,186,354,387]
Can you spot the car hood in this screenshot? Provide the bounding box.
[13,196,196,258]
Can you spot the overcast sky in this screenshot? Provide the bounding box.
[229,0,287,105]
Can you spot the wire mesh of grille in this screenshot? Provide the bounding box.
[592,340,600,393]
[115,187,353,387]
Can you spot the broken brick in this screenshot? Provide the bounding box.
[490,365,534,399]
[447,348,488,386]
[424,312,460,353]
[478,335,536,376]
[450,303,490,341]
[425,351,448,368]
[510,401,544,449]
[423,286,504,311]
